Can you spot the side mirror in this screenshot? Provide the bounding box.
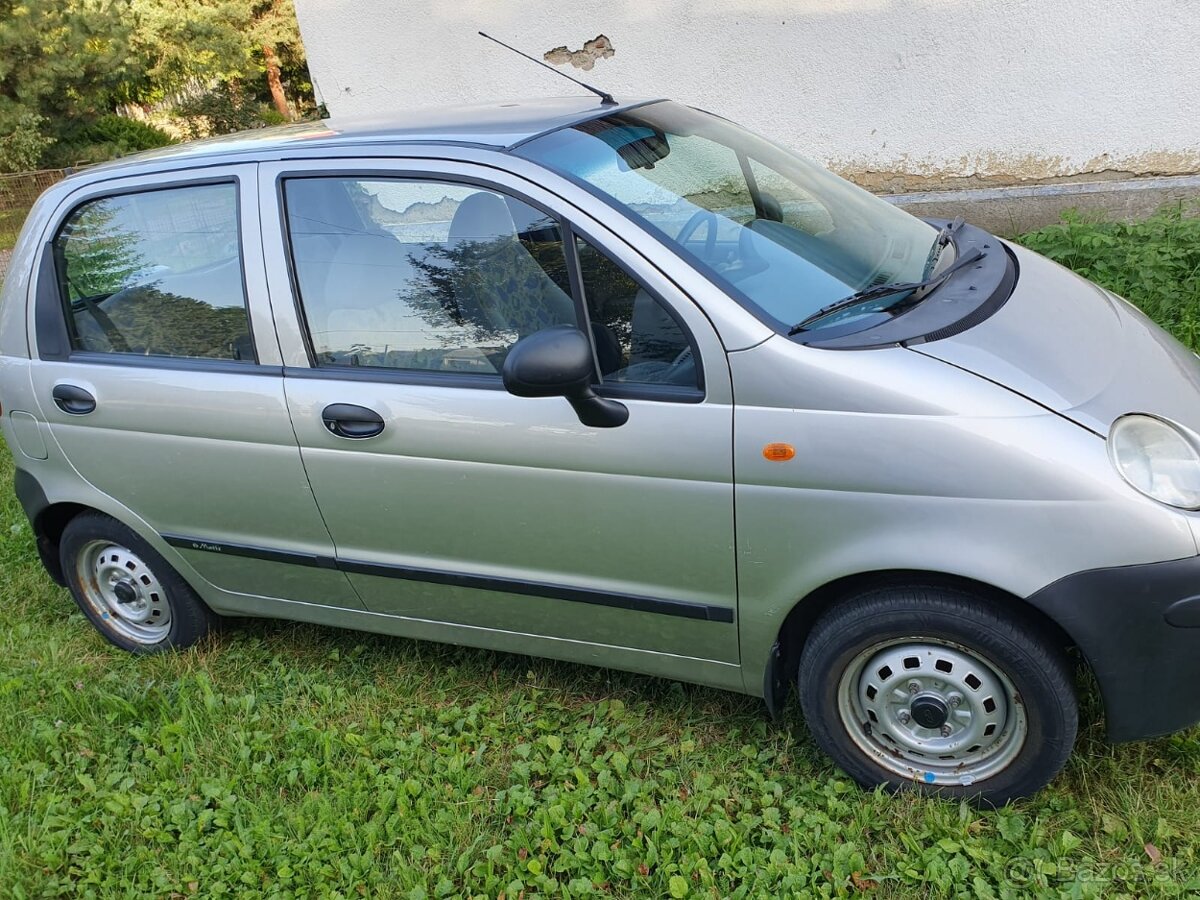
[502,326,629,428]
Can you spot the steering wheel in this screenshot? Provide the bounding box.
[676,210,718,260]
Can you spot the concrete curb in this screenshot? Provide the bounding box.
[883,175,1200,236]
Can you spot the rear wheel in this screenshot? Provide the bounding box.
[60,512,214,653]
[798,584,1077,805]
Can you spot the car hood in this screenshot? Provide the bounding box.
[912,241,1200,436]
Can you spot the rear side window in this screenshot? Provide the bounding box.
[54,183,254,362]
[283,177,579,374]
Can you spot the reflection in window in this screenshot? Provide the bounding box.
[518,102,938,330]
[576,236,698,389]
[284,178,578,373]
[55,183,253,361]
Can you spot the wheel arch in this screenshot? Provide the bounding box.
[30,500,93,586]
[761,569,1080,720]
[13,467,93,586]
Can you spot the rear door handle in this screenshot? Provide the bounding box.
[321,403,385,439]
[52,383,96,416]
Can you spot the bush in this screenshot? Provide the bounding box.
[173,82,277,138]
[1015,205,1200,350]
[0,111,54,173]
[84,115,175,153]
[42,115,176,168]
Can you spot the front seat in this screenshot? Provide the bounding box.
[445,192,577,340]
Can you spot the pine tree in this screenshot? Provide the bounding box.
[0,0,136,169]
[129,0,304,118]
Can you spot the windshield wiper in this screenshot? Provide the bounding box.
[787,245,986,335]
[924,216,965,277]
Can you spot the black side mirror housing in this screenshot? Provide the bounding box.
[502,326,629,428]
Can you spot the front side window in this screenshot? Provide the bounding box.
[517,101,939,335]
[284,178,579,374]
[576,236,697,388]
[54,182,253,361]
[284,176,702,393]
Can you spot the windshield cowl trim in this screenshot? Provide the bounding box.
[792,222,1018,351]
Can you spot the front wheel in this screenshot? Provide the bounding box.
[798,584,1077,806]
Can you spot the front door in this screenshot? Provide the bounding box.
[261,162,738,665]
[27,167,358,608]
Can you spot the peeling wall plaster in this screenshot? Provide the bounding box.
[293,0,1200,186]
[543,35,614,71]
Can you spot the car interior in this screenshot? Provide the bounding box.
[285,178,698,386]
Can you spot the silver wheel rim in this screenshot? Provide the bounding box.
[836,637,1028,786]
[75,540,171,644]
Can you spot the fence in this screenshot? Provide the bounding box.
[0,168,70,262]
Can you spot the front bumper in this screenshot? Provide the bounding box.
[1027,554,1200,742]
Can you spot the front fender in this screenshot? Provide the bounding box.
[731,395,1196,699]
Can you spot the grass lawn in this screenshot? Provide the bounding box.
[3,209,1200,898]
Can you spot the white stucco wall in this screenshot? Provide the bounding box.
[293,0,1200,189]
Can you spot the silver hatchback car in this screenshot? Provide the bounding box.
[4,97,1200,805]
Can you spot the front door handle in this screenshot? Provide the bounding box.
[52,383,96,416]
[321,403,385,439]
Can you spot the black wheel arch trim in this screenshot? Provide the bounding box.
[1023,553,1200,743]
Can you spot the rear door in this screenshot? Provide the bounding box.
[260,158,739,666]
[27,165,358,608]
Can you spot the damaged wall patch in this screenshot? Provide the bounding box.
[544,35,614,71]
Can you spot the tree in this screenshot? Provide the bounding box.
[129,0,305,119]
[249,0,300,119]
[0,0,137,169]
[0,0,312,171]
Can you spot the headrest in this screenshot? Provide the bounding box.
[287,179,368,234]
[448,191,517,243]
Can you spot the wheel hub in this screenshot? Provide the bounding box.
[112,579,139,605]
[75,541,171,644]
[910,693,950,729]
[836,637,1028,785]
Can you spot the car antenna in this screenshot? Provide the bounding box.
[478,31,617,106]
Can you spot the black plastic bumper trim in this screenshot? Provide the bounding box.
[13,467,65,585]
[1164,595,1200,628]
[163,533,734,623]
[1025,554,1200,742]
[13,467,49,527]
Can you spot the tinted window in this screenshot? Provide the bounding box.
[576,236,698,389]
[54,183,253,361]
[284,178,578,374]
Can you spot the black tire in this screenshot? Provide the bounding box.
[59,511,215,654]
[797,583,1077,806]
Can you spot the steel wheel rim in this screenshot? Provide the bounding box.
[836,636,1028,787]
[75,540,171,644]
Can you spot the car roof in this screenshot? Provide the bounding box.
[84,96,662,176]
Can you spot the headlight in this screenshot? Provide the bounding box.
[1109,414,1200,509]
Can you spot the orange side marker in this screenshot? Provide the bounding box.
[762,442,796,462]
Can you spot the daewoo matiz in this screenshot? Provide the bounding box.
[4,97,1200,805]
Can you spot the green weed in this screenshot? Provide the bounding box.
[2,211,1200,897]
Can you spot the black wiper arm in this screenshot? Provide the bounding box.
[924,216,965,277]
[787,245,986,335]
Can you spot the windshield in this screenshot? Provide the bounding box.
[517,102,939,334]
